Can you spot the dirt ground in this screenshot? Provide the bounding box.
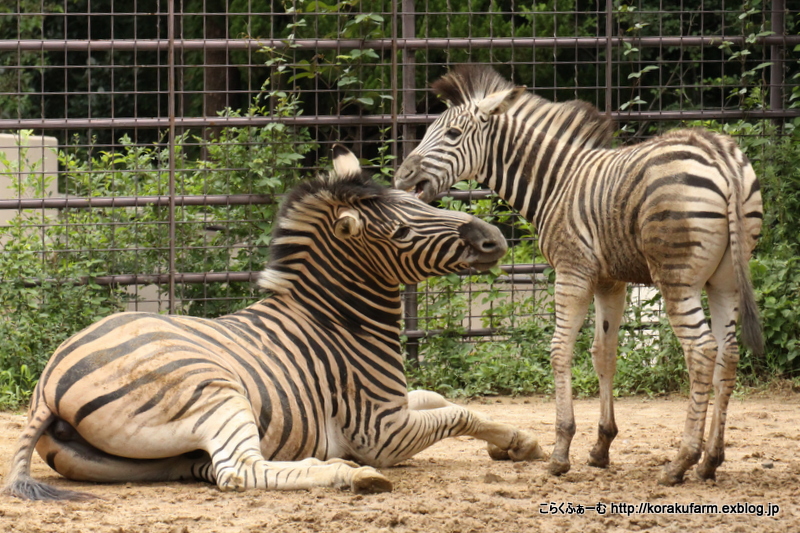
[0,394,797,533]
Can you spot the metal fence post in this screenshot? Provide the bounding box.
[168,0,177,314]
[605,0,614,115]
[770,0,786,127]
[400,0,419,364]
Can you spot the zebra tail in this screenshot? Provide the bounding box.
[728,165,764,357]
[2,402,97,501]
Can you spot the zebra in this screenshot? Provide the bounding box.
[394,65,763,486]
[3,144,545,501]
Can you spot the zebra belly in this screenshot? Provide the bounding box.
[38,312,332,463]
[600,254,654,285]
[45,364,247,459]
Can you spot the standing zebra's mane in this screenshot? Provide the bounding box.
[258,169,388,294]
[433,64,615,149]
[431,64,516,106]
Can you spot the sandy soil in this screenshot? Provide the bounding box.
[0,394,797,533]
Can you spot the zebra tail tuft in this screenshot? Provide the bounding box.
[729,164,764,357]
[3,473,98,501]
[738,272,764,357]
[3,397,99,501]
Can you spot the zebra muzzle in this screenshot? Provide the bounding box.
[458,219,508,270]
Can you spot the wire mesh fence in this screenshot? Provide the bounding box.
[0,1,798,384]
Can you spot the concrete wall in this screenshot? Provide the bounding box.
[0,134,164,313]
[0,133,60,226]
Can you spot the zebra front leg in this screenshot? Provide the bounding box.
[367,404,544,467]
[658,290,717,486]
[407,389,545,462]
[587,282,626,469]
[205,400,391,493]
[549,275,593,476]
[695,281,740,481]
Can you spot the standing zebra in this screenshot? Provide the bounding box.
[394,65,763,486]
[3,145,544,501]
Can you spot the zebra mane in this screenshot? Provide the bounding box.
[432,64,516,106]
[258,169,387,294]
[433,65,615,149]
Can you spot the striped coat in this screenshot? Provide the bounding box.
[3,145,544,500]
[394,65,763,486]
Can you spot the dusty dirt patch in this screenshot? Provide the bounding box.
[1,395,798,532]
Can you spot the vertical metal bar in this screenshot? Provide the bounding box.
[401,0,417,158]
[168,0,177,314]
[401,0,419,363]
[605,0,613,115]
[770,0,785,125]
[391,0,399,160]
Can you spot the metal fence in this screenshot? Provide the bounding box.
[1,1,798,359]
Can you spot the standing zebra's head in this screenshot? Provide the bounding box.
[394,65,527,203]
[258,144,507,294]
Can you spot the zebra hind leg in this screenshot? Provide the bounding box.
[34,420,207,484]
[695,277,740,481]
[407,389,456,410]
[587,282,627,469]
[657,289,717,486]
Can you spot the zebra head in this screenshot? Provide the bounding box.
[394,65,526,203]
[259,144,507,294]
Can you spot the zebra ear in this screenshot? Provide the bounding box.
[331,144,361,178]
[476,86,526,116]
[334,209,362,240]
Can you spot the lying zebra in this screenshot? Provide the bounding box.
[3,145,544,500]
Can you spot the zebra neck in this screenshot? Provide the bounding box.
[480,100,609,228]
[228,289,406,379]
[271,284,404,343]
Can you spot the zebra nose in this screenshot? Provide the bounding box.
[394,154,421,191]
[459,219,508,259]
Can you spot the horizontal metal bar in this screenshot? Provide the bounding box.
[0,189,493,210]
[7,262,549,288]
[403,327,501,339]
[0,194,275,210]
[3,108,797,131]
[0,190,486,210]
[406,319,662,340]
[3,35,798,53]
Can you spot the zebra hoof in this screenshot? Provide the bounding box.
[512,437,547,462]
[487,432,547,462]
[657,468,685,487]
[487,443,511,461]
[217,472,248,492]
[696,451,724,481]
[548,458,571,476]
[588,449,610,468]
[351,467,393,494]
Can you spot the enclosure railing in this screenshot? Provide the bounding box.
[0,0,797,347]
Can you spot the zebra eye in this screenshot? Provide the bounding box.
[445,127,462,140]
[392,225,411,240]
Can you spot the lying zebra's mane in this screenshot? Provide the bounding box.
[434,64,614,149]
[258,169,388,294]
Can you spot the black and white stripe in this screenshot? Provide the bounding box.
[395,65,763,486]
[3,145,545,501]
